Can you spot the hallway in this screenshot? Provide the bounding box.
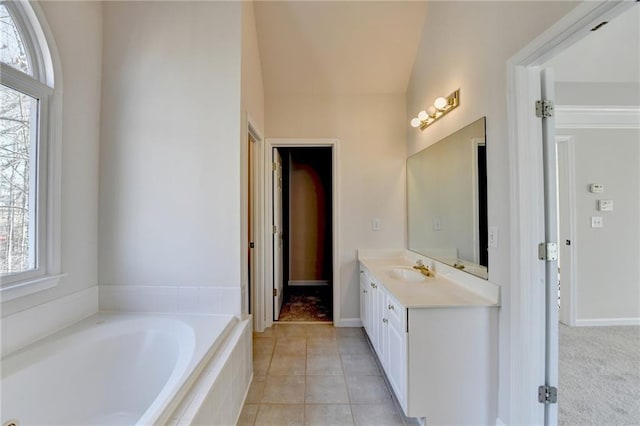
[239,324,414,425]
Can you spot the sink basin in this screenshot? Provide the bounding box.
[387,266,426,282]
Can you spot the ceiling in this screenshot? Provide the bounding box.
[546,4,640,83]
[253,1,429,96]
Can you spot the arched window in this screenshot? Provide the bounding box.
[1,1,61,299]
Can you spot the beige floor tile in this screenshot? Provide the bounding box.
[345,375,390,404]
[274,337,307,356]
[246,376,266,404]
[262,375,306,404]
[275,324,308,338]
[340,353,380,376]
[304,404,354,426]
[337,337,371,355]
[255,327,276,338]
[308,324,338,338]
[307,337,339,355]
[335,327,364,338]
[351,402,405,426]
[254,404,305,426]
[306,353,343,375]
[269,354,306,375]
[253,336,276,356]
[253,353,273,376]
[305,375,350,404]
[238,403,259,426]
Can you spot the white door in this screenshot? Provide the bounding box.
[540,67,559,425]
[273,149,284,320]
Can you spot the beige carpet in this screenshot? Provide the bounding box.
[559,324,640,426]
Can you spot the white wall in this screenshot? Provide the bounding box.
[240,1,265,317]
[266,94,407,321]
[405,2,577,423]
[557,128,640,322]
[1,1,102,318]
[99,2,243,314]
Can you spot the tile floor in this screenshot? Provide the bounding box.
[238,324,417,426]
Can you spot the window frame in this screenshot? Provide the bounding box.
[1,1,62,301]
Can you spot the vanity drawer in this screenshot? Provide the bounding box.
[384,291,406,332]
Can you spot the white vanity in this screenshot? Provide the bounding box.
[358,250,500,425]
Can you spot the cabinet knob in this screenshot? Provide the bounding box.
[363,289,368,294]
[388,304,394,311]
[382,318,388,324]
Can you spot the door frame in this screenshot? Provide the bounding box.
[556,135,578,327]
[247,119,264,328]
[506,1,635,423]
[471,136,486,265]
[261,138,341,330]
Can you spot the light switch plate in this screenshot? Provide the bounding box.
[598,199,613,211]
[590,183,604,193]
[433,218,442,231]
[488,226,498,248]
[372,218,381,231]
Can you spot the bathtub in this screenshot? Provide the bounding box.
[1,312,251,425]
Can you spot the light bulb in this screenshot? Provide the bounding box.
[434,96,448,111]
[426,106,437,117]
[417,110,428,121]
[410,117,421,128]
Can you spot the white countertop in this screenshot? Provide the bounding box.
[358,252,500,309]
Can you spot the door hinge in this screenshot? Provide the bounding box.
[273,225,277,234]
[538,242,558,261]
[535,99,554,118]
[273,288,278,297]
[249,242,255,249]
[538,385,558,404]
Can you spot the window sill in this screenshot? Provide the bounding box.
[0,273,66,303]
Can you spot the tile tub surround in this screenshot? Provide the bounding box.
[239,324,418,426]
[1,286,98,357]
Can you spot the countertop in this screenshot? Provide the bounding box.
[359,255,500,309]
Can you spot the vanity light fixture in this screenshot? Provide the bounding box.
[410,89,460,130]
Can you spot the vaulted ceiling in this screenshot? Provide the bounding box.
[253,1,429,96]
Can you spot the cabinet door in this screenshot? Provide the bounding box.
[386,318,406,407]
[369,278,380,351]
[359,270,369,335]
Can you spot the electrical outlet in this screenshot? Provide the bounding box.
[591,216,603,228]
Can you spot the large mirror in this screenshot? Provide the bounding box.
[407,117,488,279]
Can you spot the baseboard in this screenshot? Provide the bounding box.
[335,318,362,327]
[574,317,640,326]
[288,280,329,287]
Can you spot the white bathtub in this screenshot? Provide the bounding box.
[1,312,245,426]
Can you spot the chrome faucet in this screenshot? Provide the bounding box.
[413,259,434,277]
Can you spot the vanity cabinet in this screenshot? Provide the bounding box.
[359,262,498,425]
[360,267,407,407]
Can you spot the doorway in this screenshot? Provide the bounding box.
[261,138,340,331]
[508,2,639,424]
[273,147,333,323]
